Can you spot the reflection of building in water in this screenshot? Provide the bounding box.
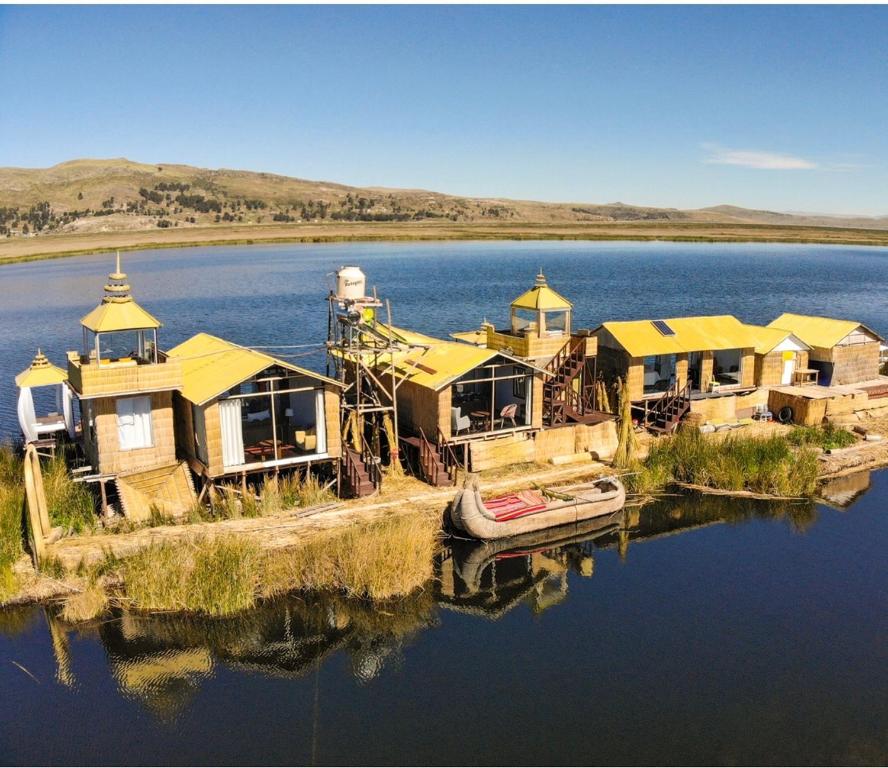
[39,486,827,718]
[819,470,872,509]
[43,591,438,718]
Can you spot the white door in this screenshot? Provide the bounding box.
[781,354,796,385]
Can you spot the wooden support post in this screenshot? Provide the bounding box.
[99,479,108,515]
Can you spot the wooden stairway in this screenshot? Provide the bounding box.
[343,447,378,497]
[645,381,692,435]
[543,336,592,426]
[400,428,459,487]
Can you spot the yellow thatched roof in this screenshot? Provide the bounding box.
[597,315,758,357]
[166,333,339,406]
[511,271,572,311]
[15,349,67,388]
[371,324,543,390]
[768,312,883,349]
[743,324,810,356]
[80,300,162,333]
[80,253,162,333]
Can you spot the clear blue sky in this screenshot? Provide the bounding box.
[1,5,885,215]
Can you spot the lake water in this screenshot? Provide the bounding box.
[2,240,888,437]
[1,241,887,765]
[0,471,886,765]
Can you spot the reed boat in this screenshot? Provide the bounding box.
[450,474,626,540]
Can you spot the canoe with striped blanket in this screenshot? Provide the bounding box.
[449,474,626,540]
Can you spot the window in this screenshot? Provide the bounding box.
[116,396,153,450]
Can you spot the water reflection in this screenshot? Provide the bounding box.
[16,482,859,725]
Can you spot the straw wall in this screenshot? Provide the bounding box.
[395,378,446,440]
[830,342,880,384]
[754,350,810,387]
[323,387,342,459]
[93,391,176,475]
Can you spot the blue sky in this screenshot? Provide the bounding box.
[0,5,885,215]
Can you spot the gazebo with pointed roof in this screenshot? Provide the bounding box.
[78,252,162,366]
[16,349,74,443]
[510,270,572,338]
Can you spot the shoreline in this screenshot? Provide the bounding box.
[3,220,888,265]
[4,445,886,612]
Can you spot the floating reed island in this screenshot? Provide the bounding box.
[5,256,888,613]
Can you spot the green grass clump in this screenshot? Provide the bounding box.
[43,456,95,534]
[787,423,857,451]
[628,427,819,497]
[0,445,24,603]
[122,535,260,616]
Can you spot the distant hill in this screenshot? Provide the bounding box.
[0,157,886,237]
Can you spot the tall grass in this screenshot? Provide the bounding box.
[629,427,819,497]
[43,455,95,534]
[119,512,440,616]
[262,513,441,601]
[122,535,260,616]
[0,445,24,603]
[206,473,335,522]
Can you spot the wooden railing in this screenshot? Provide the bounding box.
[644,379,691,427]
[543,335,593,425]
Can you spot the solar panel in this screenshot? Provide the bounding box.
[652,319,676,336]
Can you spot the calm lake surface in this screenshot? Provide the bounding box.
[2,240,888,437]
[1,241,887,765]
[1,472,886,765]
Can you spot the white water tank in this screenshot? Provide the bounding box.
[335,265,366,301]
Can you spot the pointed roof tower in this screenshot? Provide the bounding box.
[80,252,161,333]
[511,269,572,311]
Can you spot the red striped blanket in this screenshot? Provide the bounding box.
[483,490,547,522]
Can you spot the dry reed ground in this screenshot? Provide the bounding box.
[4,220,888,264]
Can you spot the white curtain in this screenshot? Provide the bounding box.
[220,399,245,468]
[314,390,327,454]
[117,396,153,450]
[17,388,37,443]
[62,386,75,439]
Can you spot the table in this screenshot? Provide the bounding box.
[244,439,295,461]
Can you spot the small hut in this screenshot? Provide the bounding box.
[767,313,884,386]
[65,255,195,520]
[15,349,74,445]
[745,325,811,386]
[166,333,342,481]
[374,325,545,444]
[593,315,757,401]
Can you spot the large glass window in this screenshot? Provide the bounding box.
[511,309,538,334]
[219,368,327,469]
[544,310,569,335]
[450,359,533,437]
[643,354,677,394]
[713,349,743,385]
[92,328,157,365]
